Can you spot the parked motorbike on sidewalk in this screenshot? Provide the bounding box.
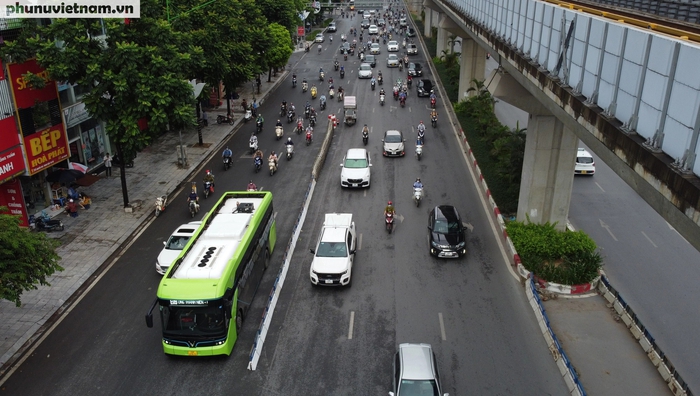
[155,195,167,217]
[31,212,64,232]
[216,113,234,125]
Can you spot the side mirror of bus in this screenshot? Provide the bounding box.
[145,313,153,328]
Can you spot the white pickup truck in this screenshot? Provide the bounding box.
[309,213,357,287]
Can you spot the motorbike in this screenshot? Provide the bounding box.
[275,125,284,140]
[286,144,294,160]
[362,130,369,145]
[254,156,263,173]
[340,69,345,79]
[292,76,297,88]
[430,97,436,108]
[380,94,385,106]
[400,96,406,107]
[371,80,376,90]
[413,187,423,207]
[155,195,167,217]
[203,181,214,198]
[399,62,403,71]
[113,153,135,168]
[189,200,199,218]
[320,99,327,110]
[320,71,325,81]
[329,88,335,99]
[243,109,252,123]
[297,119,304,134]
[256,120,263,134]
[269,158,277,175]
[344,53,348,61]
[310,114,317,127]
[224,155,233,170]
[302,82,308,92]
[311,87,318,99]
[407,76,413,87]
[378,76,383,85]
[393,89,399,100]
[32,212,64,232]
[431,115,437,128]
[249,138,258,154]
[280,105,287,117]
[305,106,311,119]
[416,144,423,161]
[287,110,295,123]
[334,61,340,71]
[305,45,310,53]
[306,130,313,146]
[216,114,234,125]
[338,91,344,102]
[385,212,394,234]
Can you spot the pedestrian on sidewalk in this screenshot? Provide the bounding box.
[241,98,248,113]
[252,99,259,117]
[79,192,92,209]
[256,77,262,94]
[103,153,112,177]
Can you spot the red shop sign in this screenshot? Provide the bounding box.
[0,178,29,228]
[0,146,27,184]
[0,116,21,153]
[6,59,59,109]
[23,124,70,175]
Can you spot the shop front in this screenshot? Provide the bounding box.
[64,102,110,172]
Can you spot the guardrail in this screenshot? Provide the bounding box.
[248,119,334,370]
[598,276,692,396]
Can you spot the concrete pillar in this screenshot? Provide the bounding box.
[424,8,433,38]
[436,26,449,56]
[516,116,578,231]
[458,38,487,101]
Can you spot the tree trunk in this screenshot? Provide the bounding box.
[116,142,130,208]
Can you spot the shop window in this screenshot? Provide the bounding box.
[59,88,75,107]
[67,125,80,140]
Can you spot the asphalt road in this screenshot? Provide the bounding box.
[2,14,568,396]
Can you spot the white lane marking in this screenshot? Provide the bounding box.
[408,106,412,112]
[348,311,355,339]
[364,189,367,197]
[358,233,363,250]
[595,182,605,192]
[599,219,618,241]
[438,313,447,341]
[641,231,657,248]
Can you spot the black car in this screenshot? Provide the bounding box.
[406,27,416,37]
[364,54,377,68]
[416,79,433,97]
[361,19,370,29]
[407,62,422,77]
[340,42,355,55]
[428,205,467,258]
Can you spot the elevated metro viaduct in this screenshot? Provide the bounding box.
[408,0,700,252]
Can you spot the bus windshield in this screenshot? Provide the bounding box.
[161,302,227,338]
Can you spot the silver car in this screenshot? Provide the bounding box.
[387,41,399,52]
[358,63,373,78]
[382,130,405,157]
[370,43,381,55]
[407,44,418,55]
[387,54,400,68]
[390,343,449,396]
[315,33,325,43]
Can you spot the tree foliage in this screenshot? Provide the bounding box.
[0,208,63,307]
[258,0,306,32]
[266,23,294,71]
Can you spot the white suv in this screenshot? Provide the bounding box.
[340,148,371,188]
[310,214,357,287]
[575,148,595,175]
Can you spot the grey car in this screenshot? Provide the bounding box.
[390,343,449,396]
[382,130,405,157]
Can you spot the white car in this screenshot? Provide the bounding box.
[368,24,379,34]
[327,22,337,32]
[310,214,357,287]
[340,148,372,188]
[575,148,595,175]
[407,44,418,55]
[315,33,325,43]
[370,43,381,55]
[358,63,373,78]
[387,54,400,68]
[156,221,201,274]
[400,17,407,27]
[387,41,399,52]
[383,130,405,156]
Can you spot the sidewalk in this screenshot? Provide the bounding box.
[0,68,291,376]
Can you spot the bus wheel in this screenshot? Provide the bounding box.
[264,249,270,270]
[236,309,243,334]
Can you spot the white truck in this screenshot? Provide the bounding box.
[309,213,357,287]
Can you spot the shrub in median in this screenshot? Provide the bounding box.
[507,220,602,285]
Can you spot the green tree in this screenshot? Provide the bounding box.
[3,3,198,207]
[265,23,294,74]
[258,0,306,31]
[0,208,63,307]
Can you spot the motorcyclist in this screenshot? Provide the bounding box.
[413,178,423,189]
[384,201,395,217]
[430,91,437,101]
[340,65,345,74]
[249,135,258,147]
[222,146,233,159]
[399,91,407,103]
[371,77,376,87]
[187,189,200,212]
[379,88,386,96]
[328,77,334,86]
[203,169,215,185]
[305,125,314,140]
[269,151,279,168]
[256,114,264,127]
[290,102,296,115]
[302,78,308,90]
[254,150,263,168]
[417,121,426,134]
[247,180,257,191]
[276,119,283,127]
[362,124,369,135]
[320,94,327,107]
[430,109,438,119]
[286,137,294,147]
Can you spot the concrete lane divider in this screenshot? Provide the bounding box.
[248,119,334,370]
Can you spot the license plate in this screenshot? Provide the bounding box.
[581,171,587,174]
[352,183,358,187]
[188,351,198,356]
[443,252,455,257]
[325,280,334,284]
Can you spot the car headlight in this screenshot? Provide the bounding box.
[431,240,439,248]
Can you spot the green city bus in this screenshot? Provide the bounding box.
[146,191,276,356]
